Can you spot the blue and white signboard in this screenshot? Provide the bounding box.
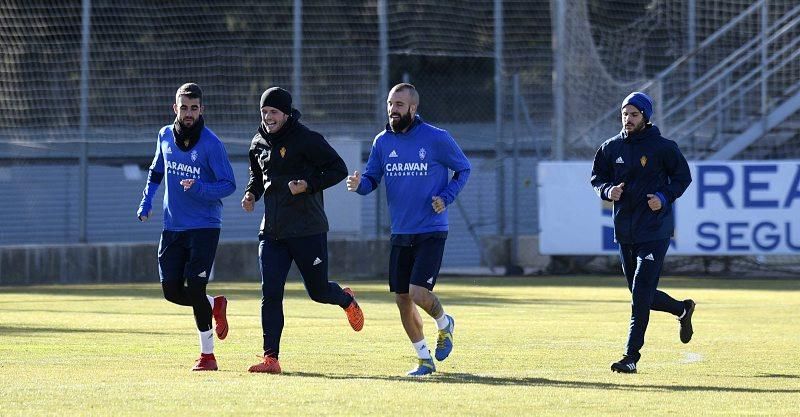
[538,161,800,255]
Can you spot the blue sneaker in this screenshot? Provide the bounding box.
[407,357,436,376]
[434,315,455,361]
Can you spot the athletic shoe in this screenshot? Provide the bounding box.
[212,295,228,340]
[407,357,436,376]
[191,353,218,371]
[342,288,364,331]
[434,314,455,361]
[610,356,637,374]
[679,299,696,344]
[248,355,281,374]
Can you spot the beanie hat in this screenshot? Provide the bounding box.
[260,87,292,115]
[621,91,653,121]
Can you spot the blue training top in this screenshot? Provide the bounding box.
[138,125,236,231]
[356,115,471,234]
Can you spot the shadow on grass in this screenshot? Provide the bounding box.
[1,276,797,308]
[0,324,173,336]
[756,373,800,379]
[0,285,626,308]
[284,371,800,393]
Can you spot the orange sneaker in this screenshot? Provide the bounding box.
[248,355,281,374]
[342,287,364,331]
[192,353,218,371]
[212,295,228,340]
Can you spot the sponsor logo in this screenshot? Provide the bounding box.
[644,253,655,261]
[384,162,428,177]
[165,160,201,177]
[198,271,207,278]
[313,257,322,266]
[615,156,624,164]
[389,150,398,158]
[426,276,434,284]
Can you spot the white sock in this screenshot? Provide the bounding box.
[412,339,431,360]
[199,329,214,354]
[206,295,214,309]
[434,312,449,330]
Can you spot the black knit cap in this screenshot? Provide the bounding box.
[260,87,292,115]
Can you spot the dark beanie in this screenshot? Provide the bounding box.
[260,87,292,115]
[621,91,653,121]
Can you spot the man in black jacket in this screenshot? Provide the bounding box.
[591,91,696,374]
[242,87,364,374]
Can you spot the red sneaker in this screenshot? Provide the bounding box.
[212,295,228,340]
[343,288,364,331]
[192,353,218,371]
[248,355,281,374]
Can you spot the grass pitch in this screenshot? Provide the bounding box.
[1,276,798,416]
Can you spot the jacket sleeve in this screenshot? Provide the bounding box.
[590,143,614,201]
[187,139,237,201]
[657,141,692,203]
[245,144,265,201]
[303,133,348,194]
[137,136,164,218]
[356,135,384,195]
[436,132,471,206]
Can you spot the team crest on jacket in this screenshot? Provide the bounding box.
[418,147,426,160]
[280,147,286,158]
[640,155,647,167]
[191,150,198,162]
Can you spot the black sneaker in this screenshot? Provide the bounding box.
[611,356,637,373]
[679,299,696,344]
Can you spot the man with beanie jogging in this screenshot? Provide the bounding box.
[590,91,696,374]
[137,83,236,371]
[242,87,364,374]
[346,83,471,376]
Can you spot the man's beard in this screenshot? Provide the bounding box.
[179,117,195,129]
[389,110,413,132]
[625,118,646,134]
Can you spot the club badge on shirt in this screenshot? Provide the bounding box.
[280,147,286,158]
[640,155,647,167]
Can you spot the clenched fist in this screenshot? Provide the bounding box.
[346,170,361,192]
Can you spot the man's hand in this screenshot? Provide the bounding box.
[647,193,662,211]
[608,182,625,201]
[288,179,308,195]
[241,191,255,212]
[346,170,361,192]
[432,196,446,213]
[180,178,196,191]
[137,214,149,222]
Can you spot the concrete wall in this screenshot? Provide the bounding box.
[0,239,390,286]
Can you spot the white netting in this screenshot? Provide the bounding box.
[563,0,800,160]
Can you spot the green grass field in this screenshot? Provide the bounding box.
[1,276,799,416]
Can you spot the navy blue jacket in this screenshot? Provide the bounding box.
[590,125,692,244]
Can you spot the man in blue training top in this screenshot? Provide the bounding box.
[347,83,471,376]
[137,83,237,372]
[591,91,695,374]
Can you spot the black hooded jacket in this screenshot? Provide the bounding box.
[245,110,347,239]
[590,125,692,244]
